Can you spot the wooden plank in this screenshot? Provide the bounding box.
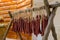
[0,0,31,11]
[0,0,25,7]
[0,14,10,18]
[4,18,11,22]
[0,11,8,15]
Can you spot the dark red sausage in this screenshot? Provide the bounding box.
[32,18,38,36]
[33,15,41,36]
[24,19,26,33]
[12,19,18,32]
[25,18,30,34]
[21,18,24,33]
[18,18,21,32]
[24,18,28,34]
[41,15,48,36]
[36,15,42,34]
[29,21,32,34]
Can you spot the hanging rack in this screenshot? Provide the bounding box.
[2,0,60,40]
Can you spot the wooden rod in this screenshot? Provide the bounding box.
[12,3,60,16]
[0,3,60,12]
[2,11,13,40]
[42,7,57,40]
[43,0,50,17]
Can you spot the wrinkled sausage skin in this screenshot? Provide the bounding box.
[41,15,48,36]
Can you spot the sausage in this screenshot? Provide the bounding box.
[21,18,24,33]
[24,18,28,34]
[33,15,41,36]
[27,20,30,34]
[24,18,30,34]
[29,20,33,35]
[18,18,21,32]
[36,15,42,34]
[22,19,25,33]
[24,19,26,33]
[41,15,48,36]
[32,18,38,36]
[12,19,18,32]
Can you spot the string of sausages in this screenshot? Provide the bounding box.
[12,15,48,36]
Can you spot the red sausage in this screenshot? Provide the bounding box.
[21,18,24,33]
[25,18,30,34]
[24,19,26,33]
[18,18,21,32]
[36,15,42,34]
[41,15,48,36]
[29,20,33,35]
[24,18,28,34]
[12,19,18,32]
[33,15,41,36]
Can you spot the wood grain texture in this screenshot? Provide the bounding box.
[0,0,32,39]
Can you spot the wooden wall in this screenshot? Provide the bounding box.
[0,0,32,39]
[0,0,31,24]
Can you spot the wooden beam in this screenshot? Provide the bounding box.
[11,3,60,16]
[43,0,57,40]
[43,0,50,17]
[2,11,13,40]
[42,7,57,40]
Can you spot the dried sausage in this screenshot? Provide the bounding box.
[12,19,18,32]
[33,15,41,36]
[41,15,48,36]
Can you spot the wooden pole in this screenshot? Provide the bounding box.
[43,0,57,40]
[51,22,57,40]
[3,11,13,40]
[43,0,50,17]
[3,11,23,40]
[42,7,57,40]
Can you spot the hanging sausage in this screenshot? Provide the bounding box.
[12,19,18,32]
[41,15,48,36]
[36,15,42,34]
[23,18,26,33]
[18,17,21,32]
[29,18,33,35]
[25,18,30,34]
[33,15,41,36]
[21,18,24,33]
[12,15,43,37]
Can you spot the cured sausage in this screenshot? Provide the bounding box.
[24,18,30,34]
[21,18,24,33]
[12,19,18,32]
[18,18,21,32]
[29,19,33,35]
[23,18,26,33]
[31,17,37,36]
[29,21,32,34]
[41,15,48,36]
[12,15,42,36]
[36,15,42,34]
[33,15,41,36]
[24,18,28,34]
